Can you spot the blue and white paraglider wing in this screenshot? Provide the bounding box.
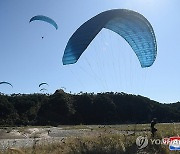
[30,15,58,30]
[62,9,157,68]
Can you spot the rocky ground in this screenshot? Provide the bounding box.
[0,125,135,152]
[0,126,136,151]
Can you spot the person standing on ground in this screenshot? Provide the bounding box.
[151,118,157,137]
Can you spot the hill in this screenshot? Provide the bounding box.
[0,90,179,126]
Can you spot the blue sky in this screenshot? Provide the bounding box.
[0,0,180,103]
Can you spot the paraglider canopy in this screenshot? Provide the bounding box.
[39,82,49,87]
[0,81,13,88]
[29,15,58,30]
[40,88,48,92]
[62,9,157,68]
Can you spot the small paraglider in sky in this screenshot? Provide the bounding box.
[62,9,157,68]
[30,15,58,39]
[0,81,13,88]
[61,87,66,90]
[39,83,48,93]
[39,82,49,87]
[40,88,48,92]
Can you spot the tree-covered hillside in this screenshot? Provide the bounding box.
[0,90,179,126]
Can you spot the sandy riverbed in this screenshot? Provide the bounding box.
[0,125,134,152]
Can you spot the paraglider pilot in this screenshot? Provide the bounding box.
[151,118,157,137]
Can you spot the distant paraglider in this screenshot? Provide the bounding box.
[29,15,58,30]
[39,82,49,87]
[0,82,13,88]
[39,83,48,93]
[61,87,66,90]
[40,88,48,92]
[62,9,157,68]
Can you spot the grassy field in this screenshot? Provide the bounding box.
[0,123,180,154]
